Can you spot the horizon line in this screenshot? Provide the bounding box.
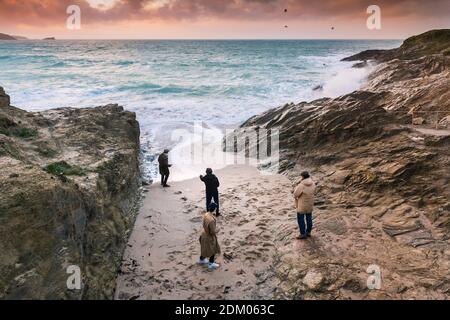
[4,38,403,41]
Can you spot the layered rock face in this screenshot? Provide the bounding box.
[231,30,450,299]
[0,87,141,299]
[345,29,450,127]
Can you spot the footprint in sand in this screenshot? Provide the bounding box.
[245,233,258,242]
[262,241,273,247]
[238,219,249,226]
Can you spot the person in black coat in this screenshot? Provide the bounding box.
[200,168,220,216]
[158,149,172,187]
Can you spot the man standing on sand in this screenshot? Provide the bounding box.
[158,149,172,188]
[294,171,316,240]
[199,203,221,270]
[200,168,220,216]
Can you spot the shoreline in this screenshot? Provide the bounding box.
[140,57,377,184]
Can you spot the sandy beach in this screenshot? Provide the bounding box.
[114,165,295,300]
[115,159,449,300]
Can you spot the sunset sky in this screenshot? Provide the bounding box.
[0,0,449,39]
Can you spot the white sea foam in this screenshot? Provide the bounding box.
[318,64,376,98]
[168,124,229,181]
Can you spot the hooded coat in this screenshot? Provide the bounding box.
[294,177,316,213]
[199,212,221,258]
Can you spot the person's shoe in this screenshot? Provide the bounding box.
[306,233,312,238]
[215,212,221,217]
[208,262,220,270]
[198,258,209,265]
[163,184,171,188]
[296,235,308,240]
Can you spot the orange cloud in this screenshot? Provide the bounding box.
[1,0,449,24]
[0,0,448,38]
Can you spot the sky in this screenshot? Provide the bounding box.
[0,0,449,39]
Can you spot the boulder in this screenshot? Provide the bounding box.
[412,117,425,125]
[302,271,324,290]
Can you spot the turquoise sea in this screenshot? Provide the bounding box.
[0,39,401,179]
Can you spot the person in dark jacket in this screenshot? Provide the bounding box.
[158,149,172,188]
[200,168,220,216]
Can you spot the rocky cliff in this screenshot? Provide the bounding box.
[344,29,450,127]
[0,87,141,299]
[231,30,450,299]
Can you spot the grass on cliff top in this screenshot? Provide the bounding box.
[44,161,86,176]
[402,29,450,56]
[1,115,39,138]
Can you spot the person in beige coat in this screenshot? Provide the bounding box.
[294,171,316,239]
[199,202,221,270]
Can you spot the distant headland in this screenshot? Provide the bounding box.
[0,33,56,40]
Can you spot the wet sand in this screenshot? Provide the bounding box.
[114,165,294,300]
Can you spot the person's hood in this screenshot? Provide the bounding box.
[302,177,314,186]
[205,211,217,219]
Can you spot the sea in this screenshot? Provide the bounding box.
[0,39,401,180]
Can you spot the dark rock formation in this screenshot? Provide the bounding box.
[363,54,449,126]
[347,32,450,128]
[343,29,450,62]
[230,30,450,299]
[343,31,450,128]
[0,87,141,299]
[0,87,10,108]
